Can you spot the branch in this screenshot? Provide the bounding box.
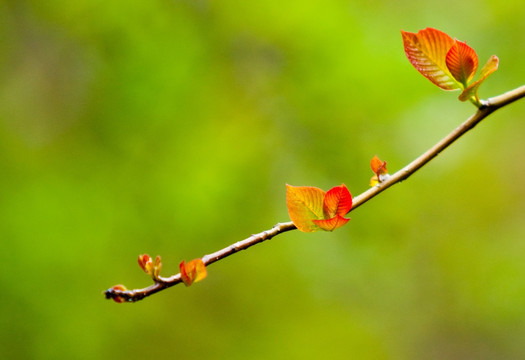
[352,84,525,211]
[105,222,297,302]
[105,84,525,303]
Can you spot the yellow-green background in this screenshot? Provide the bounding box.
[1,1,525,359]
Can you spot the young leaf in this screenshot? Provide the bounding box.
[401,28,461,90]
[109,285,128,303]
[371,155,387,175]
[458,55,499,102]
[286,184,325,232]
[138,254,152,274]
[313,215,350,232]
[445,39,478,87]
[138,254,162,280]
[180,259,207,287]
[153,255,162,279]
[323,184,352,218]
[370,155,388,186]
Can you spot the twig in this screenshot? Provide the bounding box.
[105,222,297,302]
[105,84,525,303]
[352,85,525,211]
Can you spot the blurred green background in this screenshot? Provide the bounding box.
[1,0,525,359]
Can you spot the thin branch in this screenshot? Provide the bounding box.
[352,85,525,211]
[105,84,525,303]
[105,222,297,302]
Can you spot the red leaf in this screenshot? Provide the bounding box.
[323,184,352,218]
[286,184,325,232]
[401,28,461,90]
[445,39,478,86]
[313,215,350,232]
[180,259,207,287]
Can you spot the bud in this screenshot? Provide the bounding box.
[370,155,389,186]
[153,255,162,279]
[138,254,162,280]
[110,284,128,303]
[138,254,153,274]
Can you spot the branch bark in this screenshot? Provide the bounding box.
[105,84,525,303]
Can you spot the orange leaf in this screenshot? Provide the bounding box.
[401,28,461,90]
[458,55,499,102]
[370,155,387,175]
[138,254,162,279]
[138,254,153,274]
[323,184,352,218]
[313,215,350,232]
[286,184,325,232]
[370,156,388,187]
[445,39,478,87]
[180,259,207,287]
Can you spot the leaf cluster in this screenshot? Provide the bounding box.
[402,28,499,106]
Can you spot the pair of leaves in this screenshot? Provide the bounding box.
[180,259,207,287]
[138,254,162,280]
[286,184,352,233]
[401,27,498,104]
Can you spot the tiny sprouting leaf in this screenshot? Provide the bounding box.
[371,155,387,175]
[138,253,162,280]
[322,184,352,219]
[153,255,162,279]
[445,39,478,87]
[110,285,127,303]
[286,184,325,232]
[138,254,153,274]
[370,155,388,186]
[458,55,499,102]
[401,28,461,90]
[180,259,207,287]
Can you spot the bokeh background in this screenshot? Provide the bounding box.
[1,0,525,359]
